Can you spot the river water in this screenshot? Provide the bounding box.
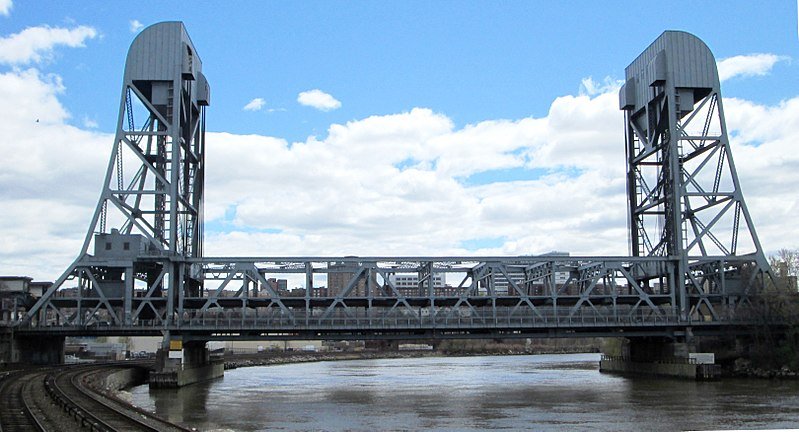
[128,353,799,431]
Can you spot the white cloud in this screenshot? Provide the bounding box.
[297,89,341,111]
[202,92,630,261]
[0,68,68,123]
[0,24,98,65]
[243,97,265,111]
[82,116,98,128]
[0,68,111,279]
[723,96,799,255]
[579,76,623,96]
[717,53,788,81]
[129,20,144,33]
[0,0,12,17]
[0,51,796,283]
[198,89,799,264]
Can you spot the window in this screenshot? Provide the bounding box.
[105,242,112,250]
[123,242,130,251]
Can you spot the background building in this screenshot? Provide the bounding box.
[327,261,380,297]
[389,273,446,296]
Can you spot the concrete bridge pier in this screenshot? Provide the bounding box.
[0,333,64,365]
[600,334,721,380]
[149,336,224,388]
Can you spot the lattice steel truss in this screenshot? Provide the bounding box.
[23,22,210,326]
[9,28,772,340]
[620,31,772,320]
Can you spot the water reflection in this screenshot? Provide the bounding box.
[130,354,799,431]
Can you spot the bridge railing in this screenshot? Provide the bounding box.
[176,311,684,330]
[55,307,692,331]
[11,295,766,332]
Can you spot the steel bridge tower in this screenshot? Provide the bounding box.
[25,22,210,326]
[620,31,772,321]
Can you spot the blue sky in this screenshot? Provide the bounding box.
[4,1,797,141]
[0,0,798,280]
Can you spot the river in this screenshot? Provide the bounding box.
[128,353,799,431]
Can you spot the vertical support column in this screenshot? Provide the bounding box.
[151,335,224,388]
[305,262,313,326]
[124,266,134,325]
[366,265,374,326]
[168,69,181,257]
[600,335,718,379]
[76,272,84,326]
[165,264,176,326]
[178,263,187,326]
[663,84,688,320]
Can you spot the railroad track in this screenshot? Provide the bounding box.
[44,363,191,432]
[0,370,48,432]
[0,362,192,432]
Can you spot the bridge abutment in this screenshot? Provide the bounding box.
[149,338,224,388]
[600,335,720,380]
[0,333,64,365]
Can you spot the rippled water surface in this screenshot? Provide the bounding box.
[129,353,799,431]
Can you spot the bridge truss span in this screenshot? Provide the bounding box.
[17,254,765,340]
[5,26,775,344]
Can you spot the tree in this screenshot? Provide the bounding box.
[747,248,799,370]
[769,248,799,292]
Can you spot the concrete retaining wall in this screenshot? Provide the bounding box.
[100,366,148,391]
[600,356,720,380]
[149,360,224,388]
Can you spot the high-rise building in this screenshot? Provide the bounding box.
[389,273,446,296]
[327,262,380,297]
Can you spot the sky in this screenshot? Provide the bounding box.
[0,0,798,282]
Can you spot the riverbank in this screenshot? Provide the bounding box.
[224,349,799,380]
[224,350,436,369]
[223,346,601,370]
[727,358,799,379]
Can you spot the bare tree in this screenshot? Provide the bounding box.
[770,248,799,292]
[747,248,799,370]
